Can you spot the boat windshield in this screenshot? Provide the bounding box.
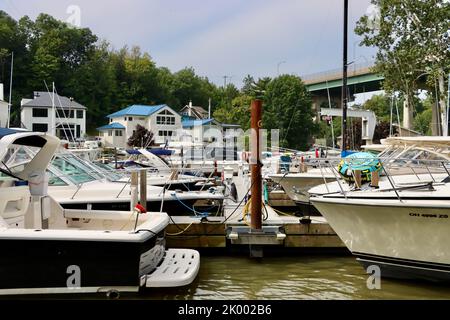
[52,154,101,184]
[91,161,125,181]
[381,146,450,168]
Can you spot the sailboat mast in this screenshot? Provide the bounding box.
[341,0,348,153]
[51,82,56,136]
[7,52,13,128]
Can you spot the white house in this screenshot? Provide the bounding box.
[0,84,8,128]
[181,114,242,146]
[20,91,87,140]
[97,104,182,148]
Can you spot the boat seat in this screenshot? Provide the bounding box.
[0,186,30,220]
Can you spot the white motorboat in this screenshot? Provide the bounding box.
[6,147,224,216]
[269,168,336,215]
[310,136,450,282]
[0,129,200,295]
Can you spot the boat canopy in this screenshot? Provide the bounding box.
[0,130,60,180]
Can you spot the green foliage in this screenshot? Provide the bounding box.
[0,11,221,130]
[263,75,316,150]
[355,0,450,128]
[213,94,252,130]
[413,108,433,135]
[363,94,391,122]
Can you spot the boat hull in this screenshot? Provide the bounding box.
[60,197,223,216]
[311,198,450,282]
[0,232,165,294]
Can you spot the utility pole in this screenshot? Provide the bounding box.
[277,61,286,76]
[223,75,232,88]
[341,0,349,153]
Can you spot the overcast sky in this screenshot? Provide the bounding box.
[1,0,377,88]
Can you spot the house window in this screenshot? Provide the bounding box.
[139,117,145,121]
[158,130,173,137]
[128,117,133,121]
[77,110,83,119]
[56,109,74,118]
[108,130,112,136]
[156,110,176,125]
[32,108,48,118]
[32,123,48,132]
[115,130,123,136]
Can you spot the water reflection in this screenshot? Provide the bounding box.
[140,255,450,300]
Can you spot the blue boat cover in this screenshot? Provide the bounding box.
[126,148,174,156]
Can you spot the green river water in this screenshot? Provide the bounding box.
[135,255,450,300]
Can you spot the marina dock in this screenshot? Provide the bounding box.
[166,174,345,252]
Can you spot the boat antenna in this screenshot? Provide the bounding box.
[52,82,56,136]
[395,95,401,137]
[447,73,450,136]
[389,94,394,137]
[341,0,349,154]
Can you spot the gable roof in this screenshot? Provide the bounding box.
[180,105,209,119]
[21,92,86,109]
[97,122,126,130]
[107,104,168,118]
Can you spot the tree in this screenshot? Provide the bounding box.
[362,94,391,122]
[170,67,218,110]
[127,125,155,148]
[355,0,450,132]
[263,75,316,150]
[213,94,252,130]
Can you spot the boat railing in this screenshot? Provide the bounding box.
[308,156,450,200]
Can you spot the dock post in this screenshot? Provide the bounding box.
[140,169,147,210]
[354,170,362,189]
[250,100,263,258]
[131,171,139,210]
[371,170,379,188]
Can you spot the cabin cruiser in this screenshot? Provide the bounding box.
[0,129,200,295]
[310,137,450,282]
[5,146,224,216]
[167,146,244,176]
[268,150,341,215]
[116,148,216,191]
[268,144,388,215]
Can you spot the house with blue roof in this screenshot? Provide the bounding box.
[97,104,181,148]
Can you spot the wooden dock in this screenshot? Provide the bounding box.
[165,174,345,252]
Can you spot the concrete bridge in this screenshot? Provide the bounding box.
[302,62,384,120]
